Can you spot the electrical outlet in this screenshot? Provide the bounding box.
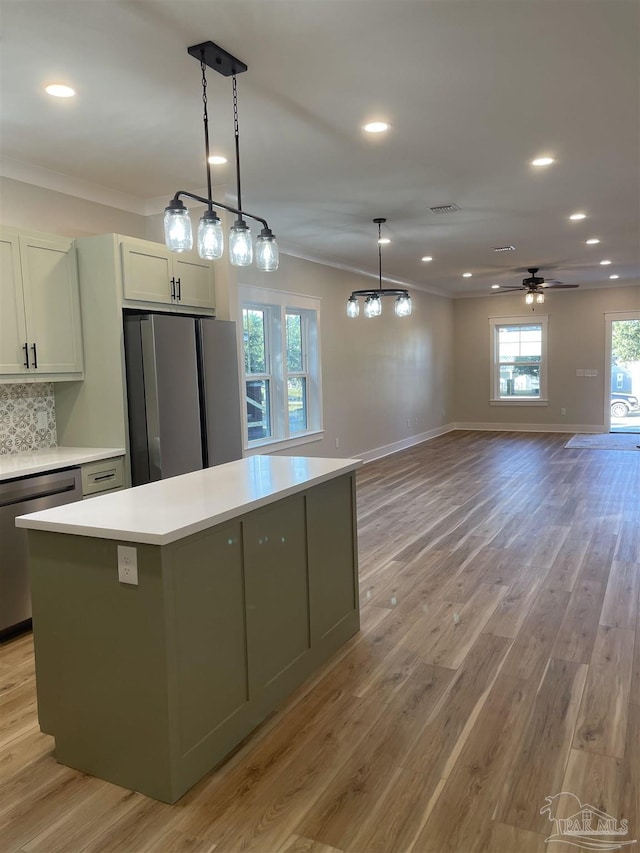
[335,437,340,449]
[561,407,567,415]
[36,411,48,429]
[117,545,138,585]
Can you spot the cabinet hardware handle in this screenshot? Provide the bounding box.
[94,472,115,482]
[170,277,176,299]
[31,343,38,369]
[176,277,181,301]
[23,342,30,369]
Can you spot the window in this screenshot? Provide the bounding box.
[240,286,322,449]
[489,315,548,403]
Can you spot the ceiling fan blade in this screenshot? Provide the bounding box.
[546,283,580,289]
[541,279,563,286]
[493,287,523,292]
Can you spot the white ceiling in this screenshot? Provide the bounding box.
[1,0,639,297]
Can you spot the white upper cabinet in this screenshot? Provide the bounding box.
[0,229,84,381]
[121,237,215,311]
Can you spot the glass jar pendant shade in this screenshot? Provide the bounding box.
[229,220,253,266]
[525,292,534,305]
[197,210,224,259]
[395,294,412,317]
[364,294,382,318]
[255,228,279,271]
[536,292,545,304]
[164,200,193,252]
[346,296,360,318]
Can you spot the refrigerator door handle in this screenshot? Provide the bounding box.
[140,318,163,481]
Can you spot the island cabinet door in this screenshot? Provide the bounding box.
[306,473,358,644]
[169,521,249,758]
[242,494,310,701]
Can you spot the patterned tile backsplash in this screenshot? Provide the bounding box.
[0,383,57,455]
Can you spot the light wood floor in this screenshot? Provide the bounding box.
[1,430,639,853]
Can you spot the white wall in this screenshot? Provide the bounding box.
[454,285,640,431]
[0,177,147,239]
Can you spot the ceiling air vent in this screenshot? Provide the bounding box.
[429,203,460,214]
[493,245,516,252]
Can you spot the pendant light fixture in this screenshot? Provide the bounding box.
[164,41,279,271]
[346,219,412,319]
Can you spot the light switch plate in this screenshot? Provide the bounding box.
[117,545,138,585]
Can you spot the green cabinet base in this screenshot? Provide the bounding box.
[28,473,359,803]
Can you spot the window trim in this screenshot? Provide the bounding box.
[489,315,549,404]
[239,285,323,451]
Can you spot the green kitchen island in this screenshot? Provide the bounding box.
[16,455,362,803]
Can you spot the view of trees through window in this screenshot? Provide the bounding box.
[242,305,314,442]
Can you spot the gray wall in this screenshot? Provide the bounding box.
[454,286,640,430]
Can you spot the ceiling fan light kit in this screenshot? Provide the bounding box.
[495,267,579,308]
[346,219,412,319]
[164,41,279,271]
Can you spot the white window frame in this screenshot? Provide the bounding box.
[239,285,323,452]
[489,315,549,405]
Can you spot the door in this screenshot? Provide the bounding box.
[20,234,83,374]
[198,319,243,466]
[140,314,203,481]
[173,253,215,310]
[121,239,173,305]
[0,232,28,375]
[605,312,640,433]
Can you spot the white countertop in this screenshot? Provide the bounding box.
[0,447,126,482]
[16,455,361,545]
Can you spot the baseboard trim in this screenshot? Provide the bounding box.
[358,423,457,464]
[453,422,605,434]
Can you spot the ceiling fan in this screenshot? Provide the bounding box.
[495,267,579,304]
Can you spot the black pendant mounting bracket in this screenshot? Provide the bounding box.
[187,41,248,76]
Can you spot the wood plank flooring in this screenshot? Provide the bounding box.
[1,430,639,852]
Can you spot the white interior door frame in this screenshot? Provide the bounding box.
[605,310,640,430]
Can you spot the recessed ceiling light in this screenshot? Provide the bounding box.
[45,83,75,98]
[491,284,500,289]
[600,259,612,265]
[363,121,390,134]
[569,212,587,220]
[378,237,391,245]
[462,272,472,278]
[208,155,227,165]
[531,157,554,166]
[421,256,433,262]
[609,274,620,280]
[585,238,600,245]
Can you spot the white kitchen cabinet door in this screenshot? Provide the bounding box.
[172,253,215,310]
[20,234,84,375]
[0,232,29,375]
[121,239,174,305]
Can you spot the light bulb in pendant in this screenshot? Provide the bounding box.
[229,219,253,266]
[164,199,193,252]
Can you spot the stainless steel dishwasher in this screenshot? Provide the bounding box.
[0,467,82,637]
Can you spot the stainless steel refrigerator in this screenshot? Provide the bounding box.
[123,312,243,485]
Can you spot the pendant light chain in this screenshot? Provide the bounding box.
[232,73,243,213]
[200,55,213,210]
[378,220,383,292]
